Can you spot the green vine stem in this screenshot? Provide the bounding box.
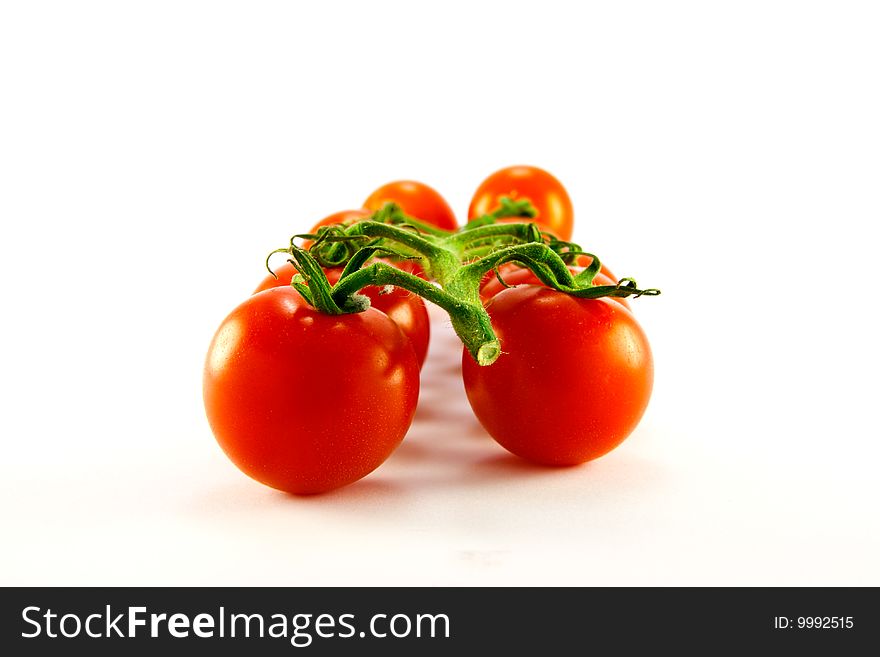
[306,199,539,273]
[314,219,544,286]
[331,259,501,366]
[272,205,659,366]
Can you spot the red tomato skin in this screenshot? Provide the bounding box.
[364,180,458,231]
[468,165,574,241]
[389,258,428,280]
[255,262,430,367]
[479,266,629,310]
[204,287,419,494]
[462,286,653,466]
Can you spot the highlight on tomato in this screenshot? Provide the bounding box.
[364,180,458,231]
[462,285,653,466]
[468,165,574,240]
[204,285,420,495]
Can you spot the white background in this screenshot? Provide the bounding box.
[2,1,878,585]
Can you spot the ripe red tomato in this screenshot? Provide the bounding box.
[255,262,430,367]
[462,286,653,466]
[468,165,574,241]
[364,180,458,231]
[204,286,419,494]
[479,265,629,310]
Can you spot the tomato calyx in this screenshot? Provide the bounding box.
[265,245,354,315]
[373,201,455,238]
[461,196,537,229]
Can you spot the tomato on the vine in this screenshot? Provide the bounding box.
[364,180,458,231]
[462,286,652,466]
[479,265,629,310]
[204,286,419,494]
[255,262,430,367]
[468,165,574,240]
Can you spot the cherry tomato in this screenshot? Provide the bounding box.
[364,180,458,231]
[468,165,574,240]
[479,266,629,310]
[255,262,430,367]
[302,209,372,249]
[204,286,419,494]
[462,286,653,466]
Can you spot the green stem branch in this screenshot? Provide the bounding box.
[331,261,500,365]
[275,203,659,367]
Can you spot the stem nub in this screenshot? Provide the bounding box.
[477,341,501,366]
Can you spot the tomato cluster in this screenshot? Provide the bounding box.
[204,166,656,494]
